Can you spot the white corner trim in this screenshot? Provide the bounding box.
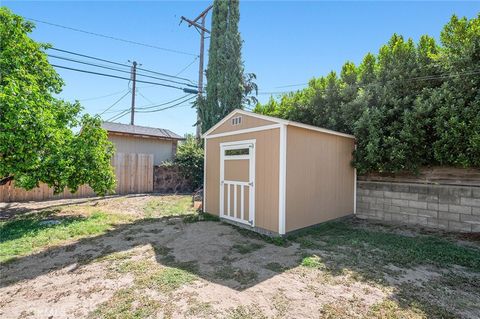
[203,138,207,213]
[354,167,357,215]
[353,144,357,215]
[205,124,281,139]
[278,124,287,235]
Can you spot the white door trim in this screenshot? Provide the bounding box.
[219,140,256,227]
[278,124,287,235]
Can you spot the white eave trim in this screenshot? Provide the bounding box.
[202,109,355,140]
[204,124,282,139]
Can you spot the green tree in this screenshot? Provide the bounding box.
[0,8,116,195]
[256,14,480,174]
[200,0,253,133]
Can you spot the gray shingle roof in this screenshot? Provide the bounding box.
[101,122,183,140]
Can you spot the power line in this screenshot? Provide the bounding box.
[51,64,192,91]
[105,95,195,121]
[275,83,308,88]
[98,90,131,115]
[176,56,199,76]
[79,89,128,102]
[49,47,197,84]
[136,94,192,110]
[136,90,155,105]
[136,96,196,113]
[29,17,198,57]
[263,69,480,96]
[48,52,197,87]
[106,109,131,122]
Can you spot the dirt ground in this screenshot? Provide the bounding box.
[1,195,479,319]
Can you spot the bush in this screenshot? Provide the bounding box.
[255,14,480,173]
[174,135,204,190]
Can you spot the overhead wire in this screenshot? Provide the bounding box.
[51,64,187,91]
[136,96,196,113]
[79,89,128,102]
[176,56,199,76]
[261,69,480,96]
[48,53,198,88]
[98,90,131,115]
[29,17,198,57]
[48,47,197,84]
[136,94,192,110]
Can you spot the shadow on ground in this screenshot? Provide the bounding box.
[0,215,299,291]
[1,214,479,318]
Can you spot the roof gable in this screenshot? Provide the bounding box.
[202,109,355,140]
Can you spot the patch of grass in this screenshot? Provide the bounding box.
[291,220,480,271]
[183,212,220,223]
[214,265,258,285]
[159,254,199,273]
[0,211,129,263]
[231,242,264,254]
[187,300,216,318]
[231,225,288,247]
[89,287,160,319]
[138,267,196,292]
[143,196,195,218]
[225,305,267,319]
[114,259,197,293]
[301,255,325,268]
[368,298,454,319]
[263,262,287,273]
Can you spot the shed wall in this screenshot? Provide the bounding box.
[209,113,277,135]
[108,133,175,165]
[205,129,280,232]
[285,126,355,232]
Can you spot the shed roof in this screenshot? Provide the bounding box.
[202,109,355,139]
[101,122,183,140]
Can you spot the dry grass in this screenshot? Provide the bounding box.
[1,195,479,318]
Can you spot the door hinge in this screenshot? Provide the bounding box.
[248,182,254,187]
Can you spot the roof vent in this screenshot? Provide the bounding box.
[231,116,242,126]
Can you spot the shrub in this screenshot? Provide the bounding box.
[174,134,204,190]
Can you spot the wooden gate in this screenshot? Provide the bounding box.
[0,153,153,202]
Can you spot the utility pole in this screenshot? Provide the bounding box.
[130,61,137,125]
[180,4,213,138]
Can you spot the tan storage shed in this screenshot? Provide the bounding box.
[202,109,356,236]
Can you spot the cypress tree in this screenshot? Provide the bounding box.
[200,0,244,133]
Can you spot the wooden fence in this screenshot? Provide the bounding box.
[0,153,154,202]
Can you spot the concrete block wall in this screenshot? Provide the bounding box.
[356,181,480,232]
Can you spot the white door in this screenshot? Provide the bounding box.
[219,140,255,226]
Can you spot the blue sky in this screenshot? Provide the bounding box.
[4,1,479,136]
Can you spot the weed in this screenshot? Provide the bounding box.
[301,255,324,268]
[183,212,220,223]
[231,242,264,254]
[231,225,288,246]
[214,265,258,285]
[89,287,160,319]
[226,305,267,319]
[143,196,195,218]
[263,262,287,273]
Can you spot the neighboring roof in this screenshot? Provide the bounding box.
[202,109,355,139]
[102,122,184,140]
